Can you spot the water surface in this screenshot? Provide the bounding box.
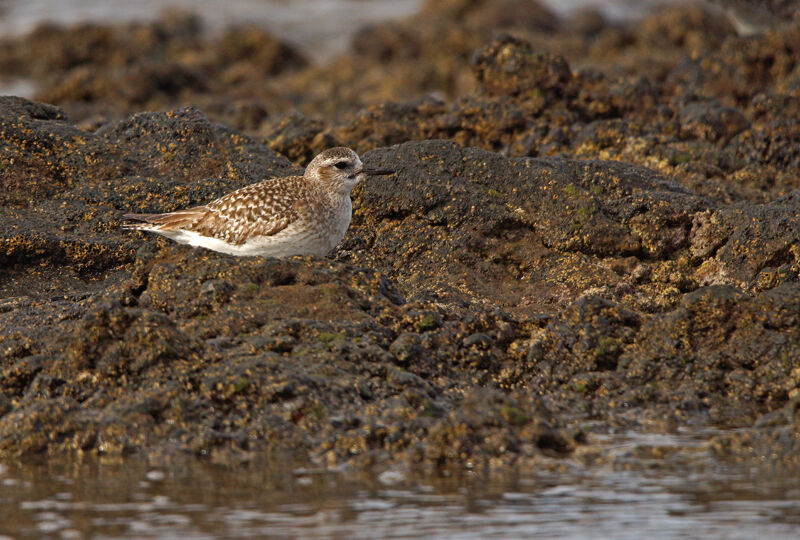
[2,431,800,539]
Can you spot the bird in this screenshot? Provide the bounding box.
[705,0,799,35]
[122,147,394,257]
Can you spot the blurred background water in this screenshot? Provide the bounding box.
[0,0,677,60]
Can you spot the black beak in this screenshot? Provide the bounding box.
[360,167,395,176]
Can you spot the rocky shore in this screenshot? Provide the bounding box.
[1,0,799,472]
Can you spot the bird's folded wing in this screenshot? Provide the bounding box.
[189,179,309,245]
[123,177,311,245]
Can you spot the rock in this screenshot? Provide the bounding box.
[346,140,709,312]
[389,333,424,365]
[0,0,799,473]
[618,284,800,425]
[261,111,326,164]
[678,98,749,142]
[217,26,308,75]
[0,100,295,273]
[471,34,572,97]
[700,192,800,287]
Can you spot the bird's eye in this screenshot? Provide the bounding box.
[334,161,349,170]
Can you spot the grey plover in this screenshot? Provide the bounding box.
[706,0,799,35]
[122,147,393,257]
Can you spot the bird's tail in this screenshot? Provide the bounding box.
[121,209,206,231]
[121,213,164,230]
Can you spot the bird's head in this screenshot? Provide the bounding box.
[305,147,394,194]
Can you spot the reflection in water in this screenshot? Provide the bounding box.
[2,433,800,539]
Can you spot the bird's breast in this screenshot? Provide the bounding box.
[322,195,353,249]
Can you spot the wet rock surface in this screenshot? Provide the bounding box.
[1,1,800,472]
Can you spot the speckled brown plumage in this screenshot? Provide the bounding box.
[123,147,393,257]
[124,176,312,245]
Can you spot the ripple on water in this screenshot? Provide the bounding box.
[1,444,800,539]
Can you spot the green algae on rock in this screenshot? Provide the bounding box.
[1,99,799,471]
[1,0,800,472]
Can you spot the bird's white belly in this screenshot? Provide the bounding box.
[155,211,350,258]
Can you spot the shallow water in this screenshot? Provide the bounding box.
[2,431,800,539]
